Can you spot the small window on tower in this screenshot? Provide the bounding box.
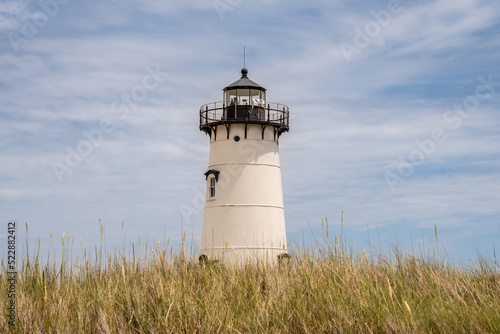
[209,177,216,198]
[204,169,219,199]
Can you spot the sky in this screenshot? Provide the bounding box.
[1,0,499,264]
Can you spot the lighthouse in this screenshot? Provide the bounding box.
[199,68,290,263]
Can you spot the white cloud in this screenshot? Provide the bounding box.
[0,0,30,32]
[0,0,499,262]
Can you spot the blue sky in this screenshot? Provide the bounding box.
[1,0,499,263]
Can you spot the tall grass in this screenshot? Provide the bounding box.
[1,220,499,333]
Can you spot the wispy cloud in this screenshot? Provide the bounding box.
[0,1,30,32]
[1,0,499,262]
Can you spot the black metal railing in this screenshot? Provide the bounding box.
[200,101,289,133]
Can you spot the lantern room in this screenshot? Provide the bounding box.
[199,68,289,137]
[223,68,266,107]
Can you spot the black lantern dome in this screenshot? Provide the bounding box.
[224,68,266,91]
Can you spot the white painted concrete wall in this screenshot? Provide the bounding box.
[201,123,288,263]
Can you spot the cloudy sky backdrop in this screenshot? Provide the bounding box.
[1,0,499,262]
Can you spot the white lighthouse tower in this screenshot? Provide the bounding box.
[199,67,290,263]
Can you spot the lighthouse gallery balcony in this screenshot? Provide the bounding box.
[199,101,290,135]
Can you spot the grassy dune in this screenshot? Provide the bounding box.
[1,222,499,333]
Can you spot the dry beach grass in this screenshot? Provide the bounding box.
[1,220,499,333]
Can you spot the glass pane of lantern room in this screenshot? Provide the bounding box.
[225,89,237,106]
[250,89,261,106]
[237,89,250,105]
